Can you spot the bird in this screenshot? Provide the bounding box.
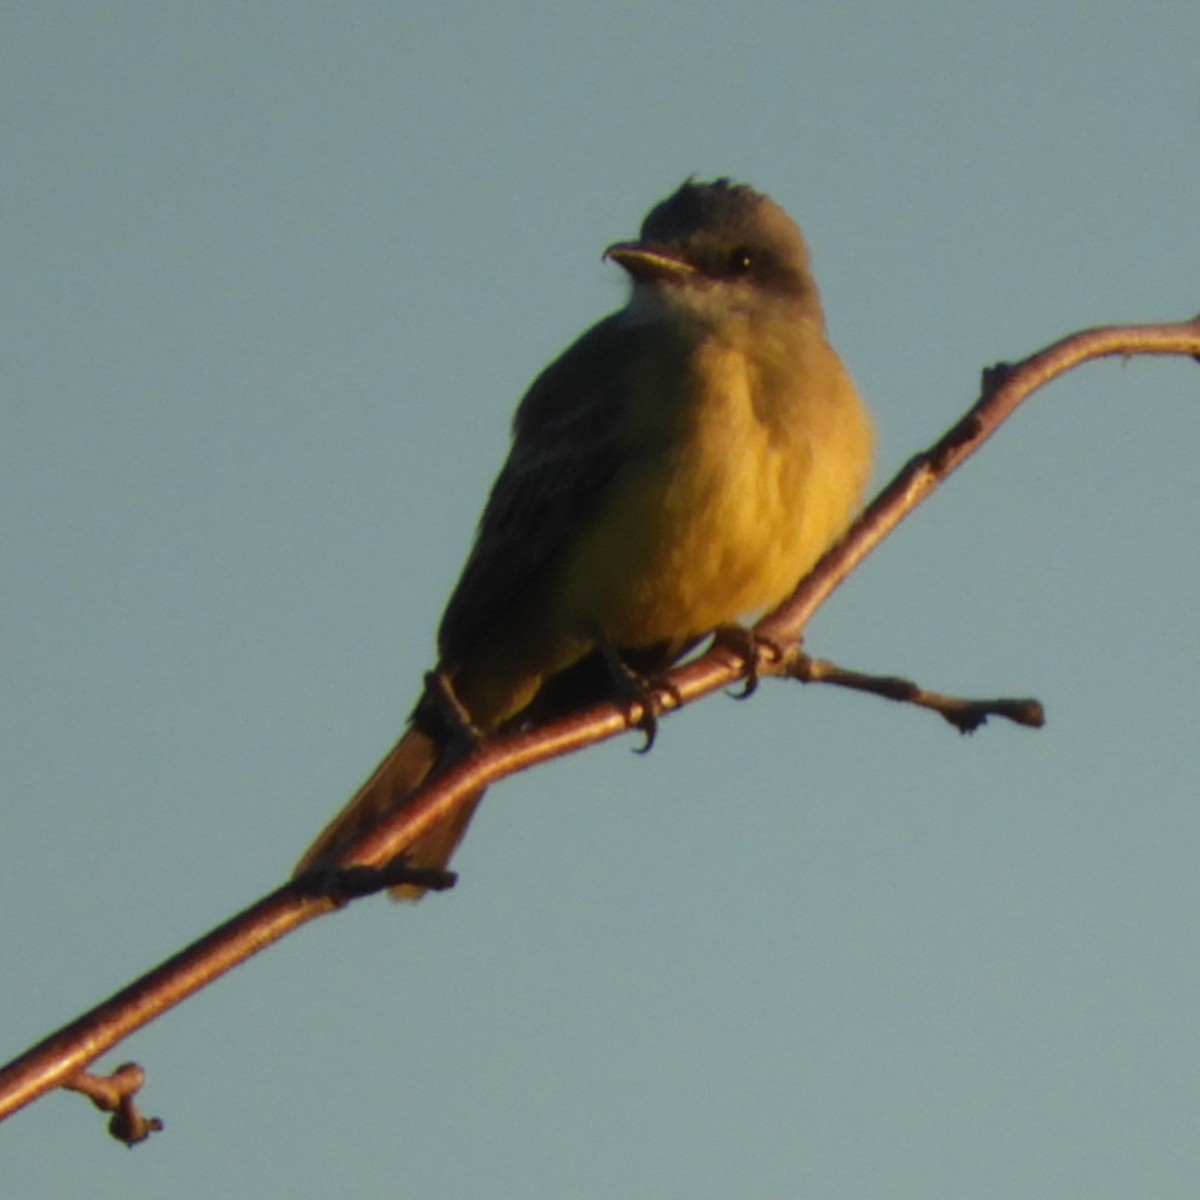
[294,177,876,898]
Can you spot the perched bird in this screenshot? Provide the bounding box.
[295,178,875,897]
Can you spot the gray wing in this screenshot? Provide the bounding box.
[437,312,647,667]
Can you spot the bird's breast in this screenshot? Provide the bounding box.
[549,323,873,649]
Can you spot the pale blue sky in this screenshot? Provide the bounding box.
[3,4,1199,1197]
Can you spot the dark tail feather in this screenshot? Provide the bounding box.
[293,726,484,900]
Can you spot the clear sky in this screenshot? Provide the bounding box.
[3,3,1198,1197]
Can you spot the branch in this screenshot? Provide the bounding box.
[789,652,1046,734]
[1,316,1196,1133]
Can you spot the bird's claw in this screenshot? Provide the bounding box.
[596,635,680,753]
[712,624,789,699]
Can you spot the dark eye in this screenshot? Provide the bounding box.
[727,246,754,274]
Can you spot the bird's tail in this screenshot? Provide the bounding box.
[293,726,483,901]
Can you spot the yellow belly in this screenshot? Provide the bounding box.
[551,330,873,648]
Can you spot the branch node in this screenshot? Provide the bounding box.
[293,859,458,903]
[981,360,1016,396]
[63,1063,163,1147]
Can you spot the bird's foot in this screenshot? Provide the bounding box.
[712,624,791,699]
[597,637,681,754]
[423,669,483,759]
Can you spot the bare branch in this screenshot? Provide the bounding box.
[1,316,1196,1132]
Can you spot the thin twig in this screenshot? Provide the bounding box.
[789,654,1046,734]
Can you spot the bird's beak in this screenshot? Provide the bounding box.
[603,242,696,283]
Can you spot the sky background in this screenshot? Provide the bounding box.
[3,3,1199,1197]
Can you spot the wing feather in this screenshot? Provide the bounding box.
[437,313,647,666]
